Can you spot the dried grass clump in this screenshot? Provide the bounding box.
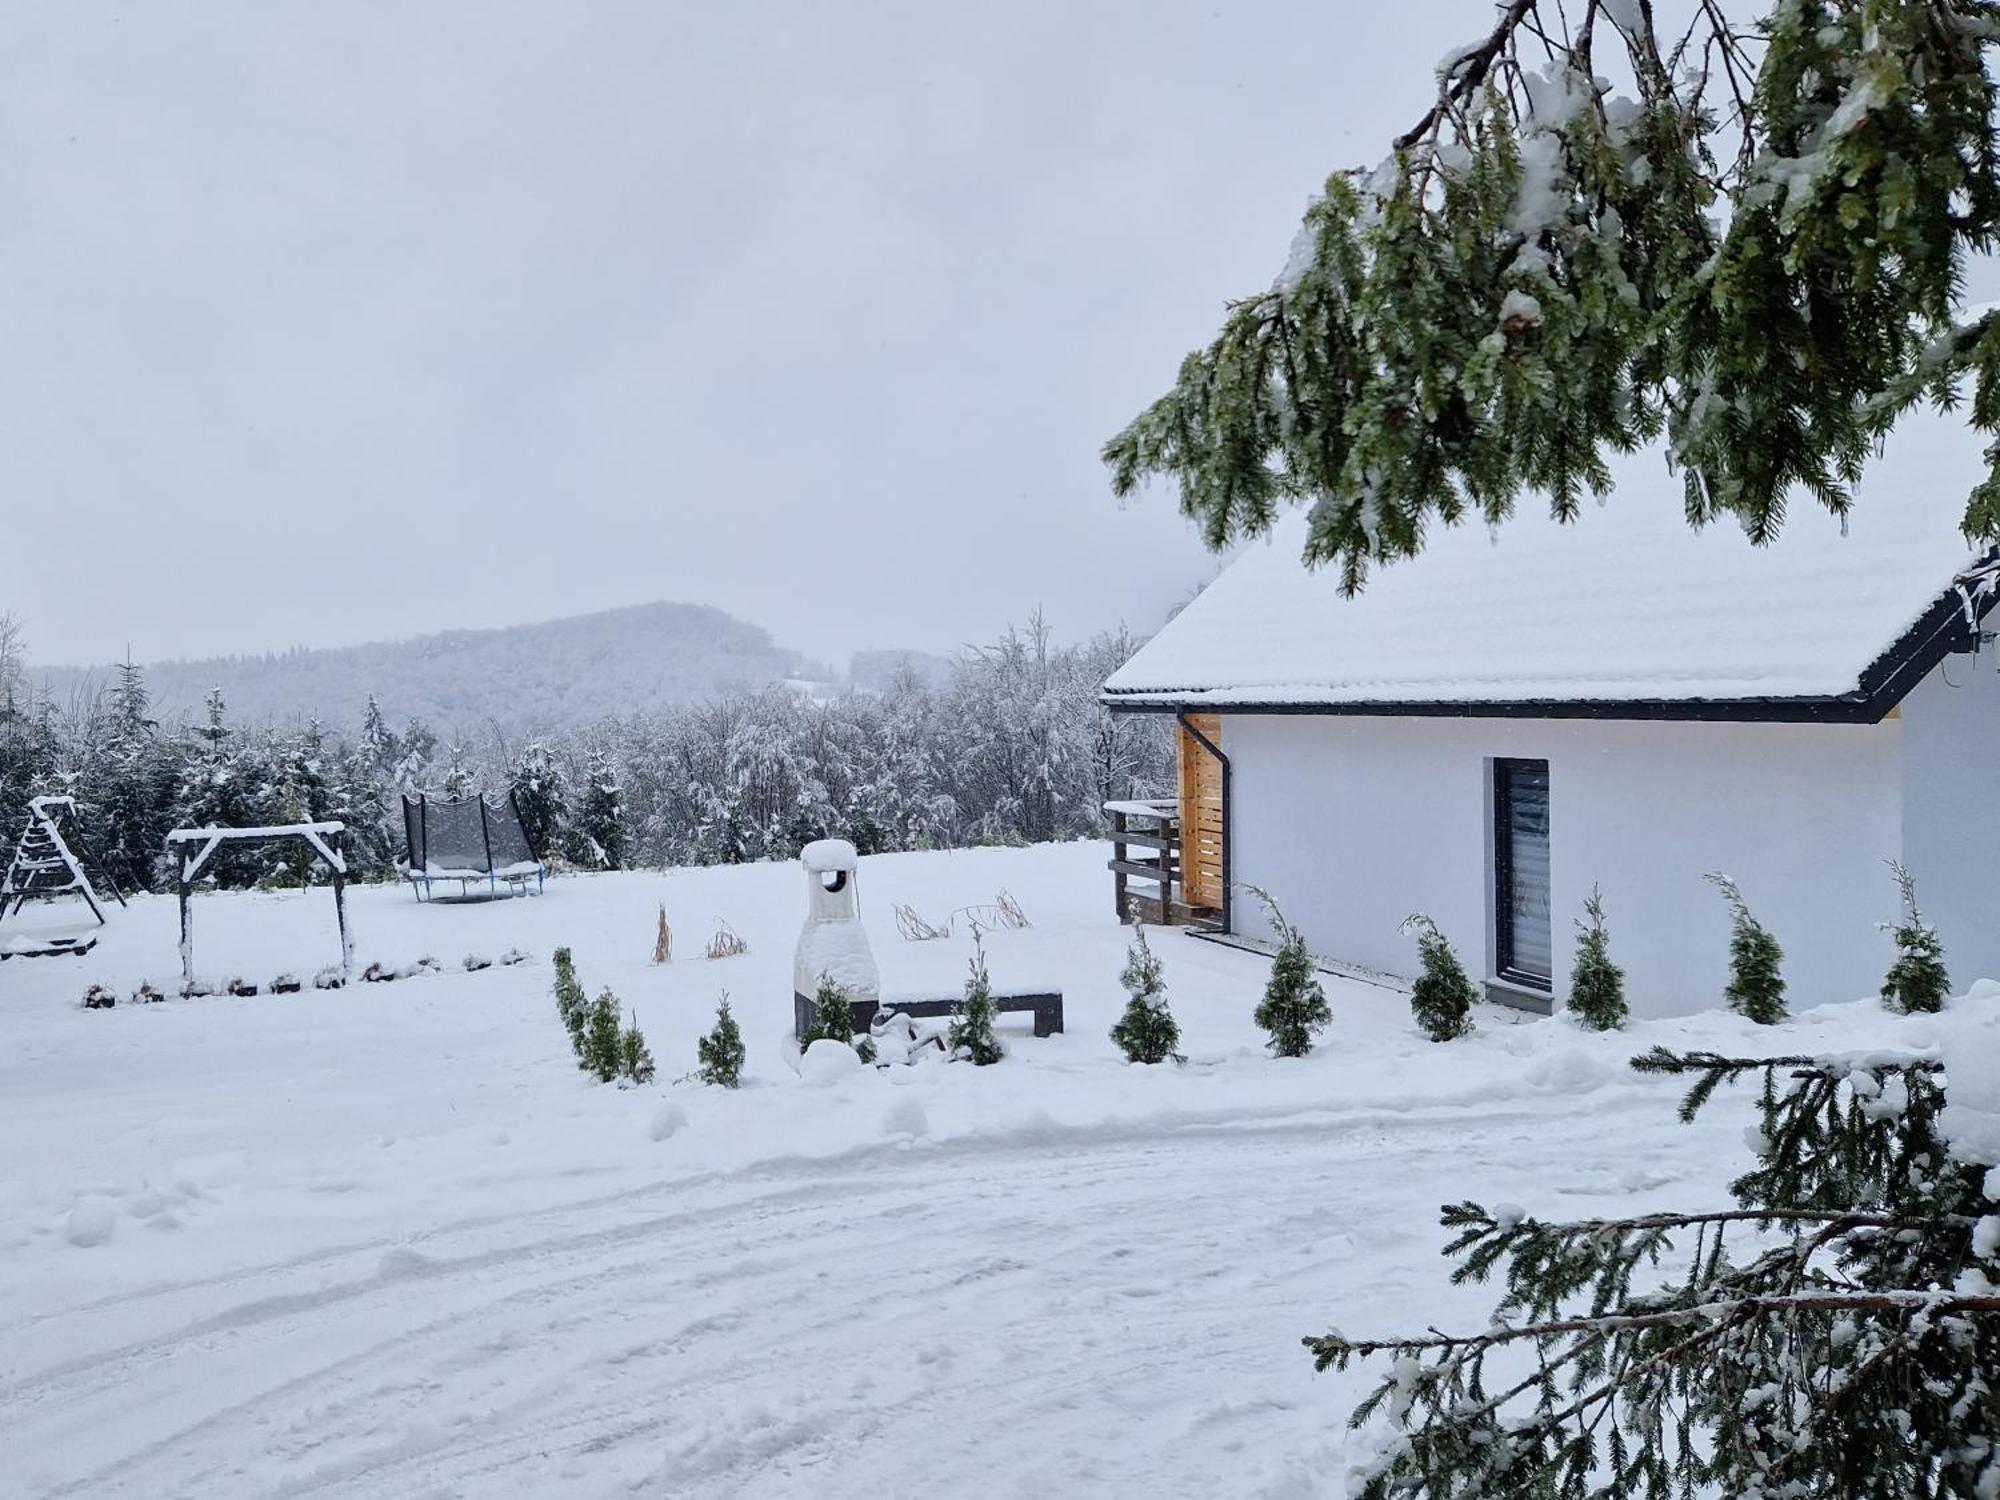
[995,889,1030,929]
[705,920,747,961]
[894,903,951,942]
[652,903,673,964]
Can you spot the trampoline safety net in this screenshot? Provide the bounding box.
[402,794,540,877]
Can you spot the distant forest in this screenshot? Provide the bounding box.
[0,612,1170,889]
[28,601,869,735]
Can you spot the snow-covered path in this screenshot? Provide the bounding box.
[3,841,1971,1497]
[11,1095,1597,1499]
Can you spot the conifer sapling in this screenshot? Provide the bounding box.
[1110,925,1182,1064]
[618,1008,656,1085]
[552,946,589,1062]
[1706,873,1788,1025]
[948,932,1004,1065]
[697,993,745,1088]
[584,987,624,1082]
[1880,860,1950,1015]
[1566,886,1627,1031]
[1250,887,1331,1058]
[801,972,858,1050]
[1401,914,1476,1042]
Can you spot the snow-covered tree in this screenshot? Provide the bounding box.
[1106,0,2000,589]
[507,741,568,863]
[583,988,623,1082]
[949,936,1004,1065]
[1110,926,1182,1064]
[570,746,624,870]
[1881,860,1951,1015]
[96,656,171,892]
[1708,873,1789,1025]
[1309,1036,2000,1498]
[552,946,588,1062]
[1402,913,1477,1042]
[618,1008,655,1085]
[697,994,745,1087]
[1566,885,1627,1031]
[1252,889,1332,1058]
[800,973,857,1050]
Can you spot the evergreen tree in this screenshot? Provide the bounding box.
[1306,1041,2000,1498]
[552,946,589,1061]
[618,1008,656,1085]
[800,973,857,1050]
[97,656,167,892]
[697,994,745,1087]
[507,742,568,863]
[1881,861,1951,1015]
[1402,914,1477,1043]
[1104,1,2000,587]
[948,935,1004,1065]
[1250,888,1331,1057]
[170,690,267,887]
[1707,873,1788,1025]
[1566,886,1628,1031]
[1110,926,1182,1064]
[583,987,623,1082]
[570,746,625,870]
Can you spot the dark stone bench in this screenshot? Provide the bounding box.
[794,989,1065,1041]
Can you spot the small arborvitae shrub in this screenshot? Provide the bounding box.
[801,973,857,1049]
[1706,873,1787,1025]
[584,987,624,1082]
[1256,912,1332,1059]
[948,937,1004,1065]
[1401,914,1476,1042]
[1566,886,1627,1031]
[1110,926,1183,1064]
[697,994,745,1088]
[618,1008,656,1085]
[553,945,589,1061]
[1880,861,1950,1015]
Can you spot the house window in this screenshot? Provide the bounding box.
[1493,759,1552,992]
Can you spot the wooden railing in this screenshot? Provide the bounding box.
[1105,799,1218,928]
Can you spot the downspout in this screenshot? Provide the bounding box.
[1175,710,1233,935]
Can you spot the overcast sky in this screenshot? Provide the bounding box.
[0,1,1488,670]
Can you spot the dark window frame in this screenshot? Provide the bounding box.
[1492,757,1553,994]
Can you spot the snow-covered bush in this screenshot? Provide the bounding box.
[552,946,588,1061]
[1881,861,1950,1015]
[1110,926,1182,1064]
[697,994,745,1088]
[1566,887,1627,1031]
[1249,888,1331,1058]
[583,988,624,1082]
[1401,914,1476,1042]
[1706,873,1787,1025]
[948,938,1004,1065]
[799,973,858,1051]
[618,1008,656,1085]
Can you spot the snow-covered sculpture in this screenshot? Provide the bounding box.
[793,839,880,1015]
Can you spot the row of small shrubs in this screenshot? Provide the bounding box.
[553,946,655,1084]
[802,936,1007,1067]
[1105,859,1954,1062]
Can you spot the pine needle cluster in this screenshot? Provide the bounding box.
[1566,886,1627,1031]
[1706,873,1788,1025]
[1880,861,1951,1015]
[1110,926,1182,1064]
[1402,914,1476,1042]
[697,994,745,1087]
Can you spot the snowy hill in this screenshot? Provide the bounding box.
[34,602,839,734]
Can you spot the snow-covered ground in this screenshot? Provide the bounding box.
[1,841,1984,1498]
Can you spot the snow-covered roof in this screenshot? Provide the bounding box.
[1104,416,1997,721]
[801,838,859,873]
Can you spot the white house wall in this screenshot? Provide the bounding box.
[1225,713,1904,1019]
[1900,649,2000,990]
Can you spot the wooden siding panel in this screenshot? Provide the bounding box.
[1178,715,1225,911]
